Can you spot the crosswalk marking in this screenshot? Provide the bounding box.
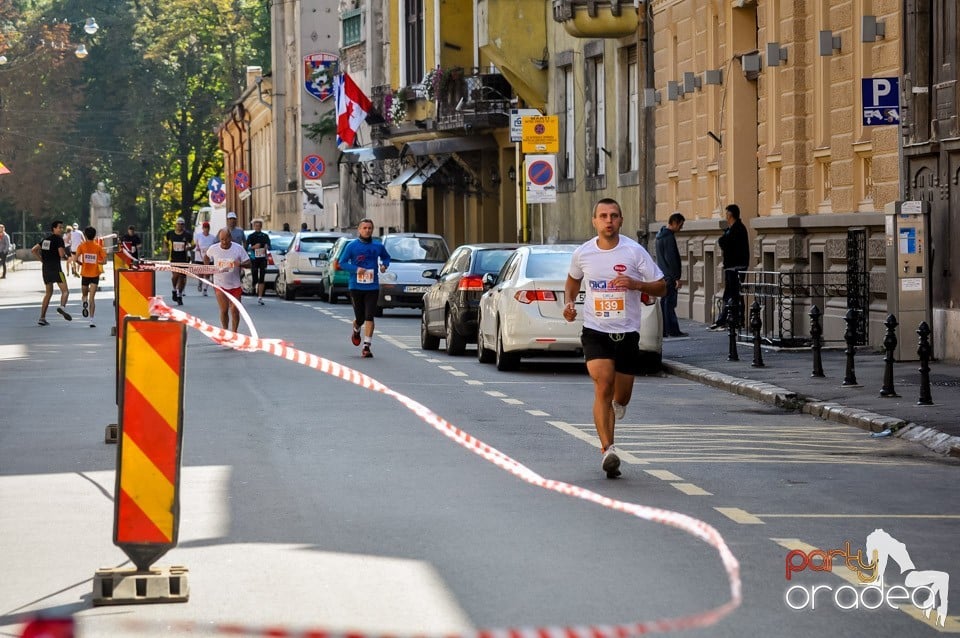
[559,422,923,465]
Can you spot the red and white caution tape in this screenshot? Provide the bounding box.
[64,299,742,637]
[129,260,259,341]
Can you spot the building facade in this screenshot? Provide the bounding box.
[647,0,901,348]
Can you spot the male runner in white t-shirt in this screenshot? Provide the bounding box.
[563,198,666,478]
[204,228,250,331]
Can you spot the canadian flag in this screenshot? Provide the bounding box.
[334,73,372,148]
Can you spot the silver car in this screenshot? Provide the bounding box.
[476,244,663,371]
[376,233,450,313]
[275,231,350,300]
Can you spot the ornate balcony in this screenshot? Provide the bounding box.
[436,72,513,133]
[552,0,640,38]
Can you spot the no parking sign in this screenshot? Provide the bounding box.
[525,154,557,204]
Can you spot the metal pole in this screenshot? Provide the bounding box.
[726,298,739,361]
[149,188,155,259]
[810,305,825,377]
[842,308,860,386]
[917,321,934,405]
[750,299,765,367]
[880,314,900,397]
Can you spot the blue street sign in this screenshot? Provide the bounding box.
[862,77,900,126]
[207,176,224,192]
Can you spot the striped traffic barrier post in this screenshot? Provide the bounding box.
[106,268,156,443]
[93,316,189,605]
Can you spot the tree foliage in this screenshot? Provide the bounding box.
[0,0,270,243]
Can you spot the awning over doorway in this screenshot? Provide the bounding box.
[338,145,400,164]
[386,159,452,201]
[401,135,497,158]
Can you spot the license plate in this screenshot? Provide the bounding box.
[310,259,327,269]
[405,285,430,293]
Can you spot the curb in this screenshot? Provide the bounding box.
[662,359,960,457]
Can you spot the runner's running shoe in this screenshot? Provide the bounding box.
[56,307,72,321]
[602,445,621,479]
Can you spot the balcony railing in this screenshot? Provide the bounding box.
[436,72,513,132]
[372,73,514,136]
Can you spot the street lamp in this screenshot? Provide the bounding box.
[0,16,99,66]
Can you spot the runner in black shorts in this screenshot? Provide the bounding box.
[580,328,642,376]
[246,218,271,305]
[31,220,72,325]
[339,219,392,358]
[564,199,666,478]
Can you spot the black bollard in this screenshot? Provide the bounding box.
[809,305,825,377]
[726,298,739,361]
[842,308,859,386]
[917,321,934,405]
[879,314,900,397]
[750,299,765,367]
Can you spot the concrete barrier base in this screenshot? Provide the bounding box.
[92,565,189,605]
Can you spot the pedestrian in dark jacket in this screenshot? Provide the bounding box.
[656,212,686,337]
[711,203,750,329]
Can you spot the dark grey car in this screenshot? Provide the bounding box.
[420,243,518,355]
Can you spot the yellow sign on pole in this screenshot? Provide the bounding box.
[521,116,560,154]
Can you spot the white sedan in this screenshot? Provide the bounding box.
[476,244,663,372]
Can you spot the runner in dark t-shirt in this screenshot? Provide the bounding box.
[164,217,194,305]
[30,220,71,325]
[246,218,272,305]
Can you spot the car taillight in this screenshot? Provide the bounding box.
[267,254,275,266]
[458,275,484,291]
[640,292,655,306]
[515,290,557,304]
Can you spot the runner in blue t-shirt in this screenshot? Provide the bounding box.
[339,218,391,358]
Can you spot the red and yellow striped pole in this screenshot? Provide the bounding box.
[114,269,155,402]
[113,317,186,571]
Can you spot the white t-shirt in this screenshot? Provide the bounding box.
[204,242,249,289]
[568,235,664,334]
[71,230,84,249]
[194,232,218,263]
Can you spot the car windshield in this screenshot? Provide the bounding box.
[473,249,515,274]
[384,236,449,263]
[299,236,338,252]
[270,235,294,253]
[523,251,574,279]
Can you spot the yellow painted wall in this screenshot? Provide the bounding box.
[438,0,474,71]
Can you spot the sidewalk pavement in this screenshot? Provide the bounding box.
[3,259,958,458]
[662,318,960,458]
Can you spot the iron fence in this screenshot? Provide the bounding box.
[737,270,870,347]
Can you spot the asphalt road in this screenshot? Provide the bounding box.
[1,276,957,637]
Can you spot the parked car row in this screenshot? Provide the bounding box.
[266,230,664,373]
[422,242,663,372]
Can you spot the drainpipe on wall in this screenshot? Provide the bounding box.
[639,6,655,249]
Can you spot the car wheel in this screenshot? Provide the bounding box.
[444,311,466,356]
[326,285,337,303]
[275,274,286,299]
[420,313,440,350]
[280,274,295,300]
[476,315,494,363]
[495,323,520,371]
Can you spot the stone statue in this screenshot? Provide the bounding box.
[90,181,113,238]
